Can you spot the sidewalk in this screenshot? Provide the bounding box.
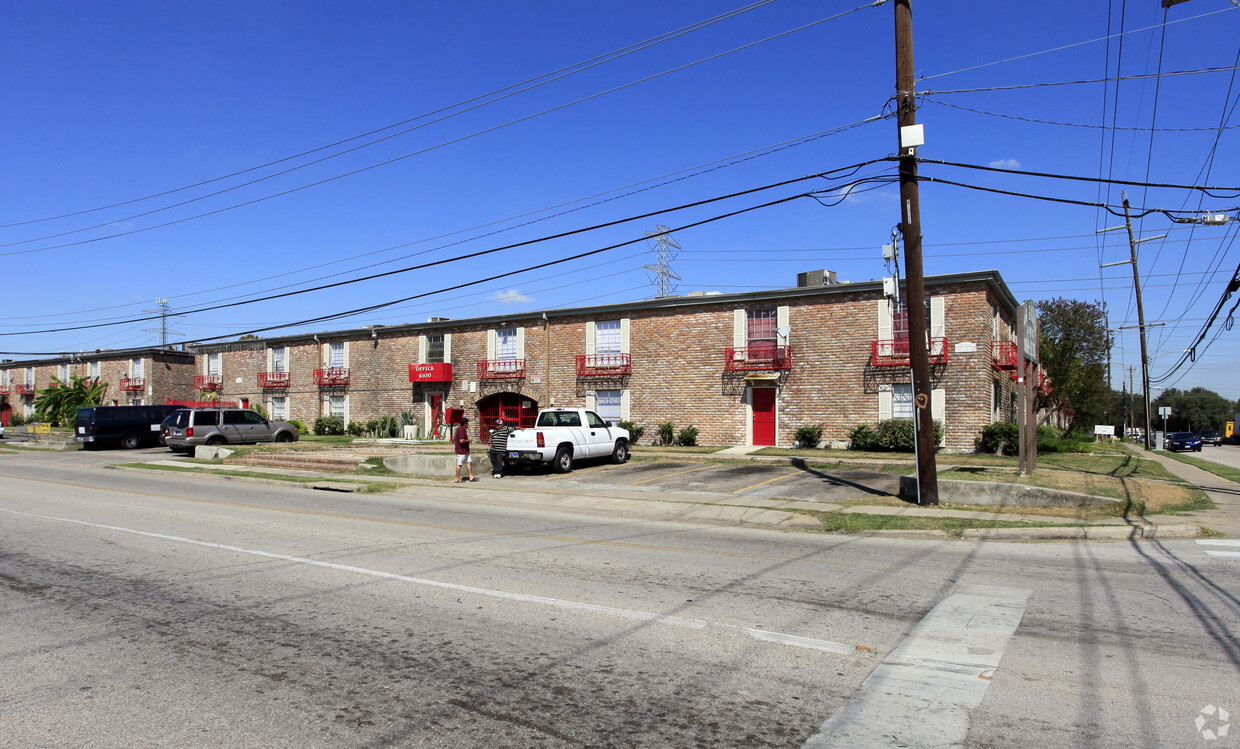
[1126,445,1240,537]
[125,445,1212,540]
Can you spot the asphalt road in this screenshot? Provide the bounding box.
[1,449,1237,748]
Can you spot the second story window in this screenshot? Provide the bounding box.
[496,329,517,360]
[57,363,69,381]
[272,346,286,372]
[89,361,100,378]
[329,342,345,368]
[747,309,777,353]
[427,335,445,363]
[25,367,34,386]
[207,353,221,377]
[130,358,143,378]
[596,320,621,354]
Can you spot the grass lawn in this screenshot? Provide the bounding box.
[1158,450,1240,484]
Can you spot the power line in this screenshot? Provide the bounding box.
[0,164,884,339]
[0,1,886,257]
[923,65,1240,96]
[0,1,781,231]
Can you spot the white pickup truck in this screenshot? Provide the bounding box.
[503,408,631,473]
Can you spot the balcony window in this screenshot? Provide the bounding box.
[427,335,445,363]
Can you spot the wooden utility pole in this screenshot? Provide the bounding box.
[895,0,938,504]
[1122,196,1154,451]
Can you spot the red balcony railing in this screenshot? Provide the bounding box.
[314,367,350,387]
[119,377,145,392]
[477,359,526,380]
[258,371,290,389]
[724,346,792,372]
[195,375,222,390]
[870,338,949,367]
[576,353,632,376]
[992,340,1018,369]
[15,384,35,395]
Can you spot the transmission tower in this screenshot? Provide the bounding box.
[643,225,682,298]
[142,298,182,348]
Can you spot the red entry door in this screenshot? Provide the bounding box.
[752,387,776,446]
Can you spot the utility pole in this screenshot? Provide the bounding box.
[895,0,938,504]
[1099,195,1160,450]
[1122,197,1153,451]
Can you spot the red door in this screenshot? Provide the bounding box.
[477,393,538,441]
[752,387,776,446]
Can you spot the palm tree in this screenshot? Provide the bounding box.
[33,375,109,427]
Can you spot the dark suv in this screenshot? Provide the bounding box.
[76,405,186,449]
[1198,429,1223,447]
[163,407,299,453]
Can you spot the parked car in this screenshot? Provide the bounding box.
[75,405,185,449]
[1198,429,1223,447]
[504,407,630,473]
[1164,432,1203,452]
[163,407,299,453]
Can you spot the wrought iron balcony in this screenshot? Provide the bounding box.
[870,338,949,367]
[15,384,35,395]
[724,346,792,372]
[991,340,1018,369]
[258,371,290,389]
[576,353,632,377]
[194,375,222,390]
[119,377,145,392]
[477,359,525,380]
[314,367,350,387]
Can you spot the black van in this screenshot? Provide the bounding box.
[75,405,186,449]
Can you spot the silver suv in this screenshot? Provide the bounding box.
[163,407,299,453]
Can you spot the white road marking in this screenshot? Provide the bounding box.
[803,584,1032,748]
[1196,540,1240,557]
[0,507,857,656]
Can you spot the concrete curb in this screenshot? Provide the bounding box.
[962,523,1201,540]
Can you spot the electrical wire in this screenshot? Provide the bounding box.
[0,1,781,231]
[0,1,886,257]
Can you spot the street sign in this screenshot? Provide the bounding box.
[1021,300,1038,363]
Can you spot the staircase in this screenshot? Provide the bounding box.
[224,446,402,473]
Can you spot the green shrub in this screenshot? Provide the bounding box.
[617,420,644,443]
[252,403,268,419]
[978,422,1019,455]
[364,419,380,436]
[676,425,699,446]
[848,423,879,451]
[347,420,366,436]
[657,421,676,446]
[314,415,344,435]
[9,412,25,426]
[794,425,823,449]
[287,419,304,434]
[849,419,943,452]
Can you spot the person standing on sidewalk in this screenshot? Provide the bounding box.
[453,417,477,482]
[488,418,514,478]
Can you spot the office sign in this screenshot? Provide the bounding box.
[409,363,453,382]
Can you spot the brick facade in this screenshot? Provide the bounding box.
[0,347,196,425]
[1,272,1025,451]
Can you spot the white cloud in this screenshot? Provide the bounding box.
[989,158,1021,170]
[490,289,533,304]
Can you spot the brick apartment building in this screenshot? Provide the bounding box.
[0,347,196,426]
[177,269,1024,452]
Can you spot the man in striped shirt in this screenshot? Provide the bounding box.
[488,418,514,478]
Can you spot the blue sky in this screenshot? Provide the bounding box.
[3,1,1238,401]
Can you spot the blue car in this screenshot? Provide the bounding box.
[1165,432,1203,452]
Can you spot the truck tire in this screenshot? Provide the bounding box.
[552,446,573,473]
[120,433,140,450]
[206,436,226,446]
[610,439,630,464]
[275,432,294,443]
